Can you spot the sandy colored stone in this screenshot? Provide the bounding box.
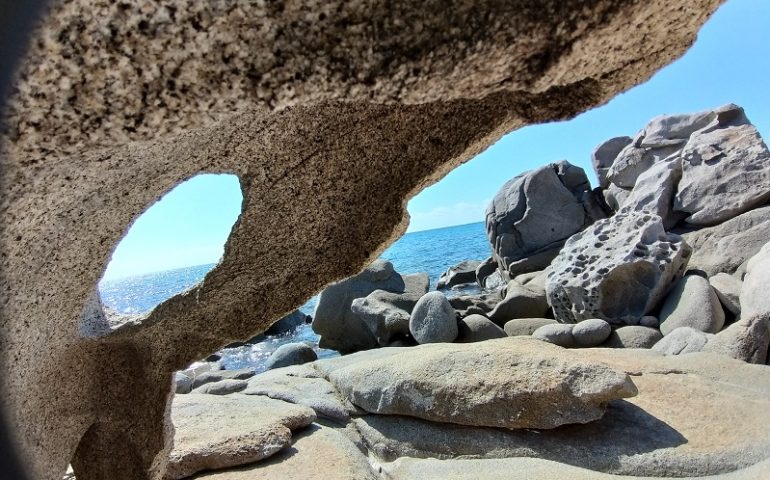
[166,394,316,480]
[0,1,724,478]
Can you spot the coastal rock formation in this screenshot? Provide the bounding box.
[532,324,577,348]
[572,319,612,347]
[190,369,255,391]
[456,314,507,343]
[437,260,482,289]
[709,273,743,316]
[659,274,725,335]
[488,281,549,324]
[740,241,770,318]
[703,315,770,364]
[190,379,249,396]
[504,318,557,337]
[653,327,712,355]
[0,0,728,478]
[602,326,663,349]
[592,136,632,189]
[449,292,501,318]
[546,210,691,324]
[265,343,318,370]
[409,291,458,344]
[485,161,603,280]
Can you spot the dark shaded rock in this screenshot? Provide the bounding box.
[449,292,502,318]
[592,136,632,189]
[488,281,549,324]
[437,260,482,289]
[456,314,507,343]
[265,343,318,370]
[708,272,742,317]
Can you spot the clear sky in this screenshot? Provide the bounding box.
[102,0,769,280]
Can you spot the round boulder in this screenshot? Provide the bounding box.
[456,314,507,343]
[265,343,318,370]
[504,318,557,337]
[532,323,576,348]
[409,291,458,344]
[603,326,663,349]
[572,319,612,347]
[659,274,725,335]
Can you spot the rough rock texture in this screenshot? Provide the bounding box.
[485,161,602,280]
[592,136,632,189]
[703,315,770,364]
[456,314,507,343]
[351,272,429,346]
[174,373,193,395]
[449,293,501,318]
[659,275,725,335]
[652,327,712,355]
[709,273,743,316]
[190,379,249,396]
[532,324,576,348]
[360,349,770,477]
[572,319,612,347]
[488,281,549,324]
[679,205,770,276]
[323,337,637,429]
[265,343,318,370]
[619,156,684,228]
[603,326,663,349]
[166,394,315,480]
[190,369,255,390]
[409,291,458,344]
[0,1,725,478]
[504,318,558,337]
[740,241,770,318]
[546,210,691,324]
[437,260,481,289]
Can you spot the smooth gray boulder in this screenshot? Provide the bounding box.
[603,183,631,212]
[532,323,576,348]
[572,319,612,347]
[409,291,458,344]
[437,260,482,289]
[652,327,712,355]
[190,379,249,395]
[449,292,501,318]
[175,372,193,394]
[504,318,557,337]
[592,136,632,188]
[488,281,549,324]
[740,241,770,318]
[313,260,418,352]
[709,272,743,316]
[546,210,691,324]
[265,343,318,370]
[191,368,256,390]
[659,274,725,335]
[619,155,684,228]
[351,272,429,345]
[674,104,770,226]
[485,161,603,281]
[703,314,770,364]
[324,337,636,430]
[456,314,507,343]
[602,326,663,349]
[640,316,659,328]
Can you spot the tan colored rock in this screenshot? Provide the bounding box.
[166,394,316,480]
[0,0,724,478]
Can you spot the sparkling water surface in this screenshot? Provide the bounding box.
[99,221,491,371]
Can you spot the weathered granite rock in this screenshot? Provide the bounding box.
[409,291,458,344]
[0,1,726,478]
[485,161,602,281]
[709,272,743,316]
[456,314,507,343]
[265,343,318,370]
[679,205,770,276]
[360,349,770,478]
[603,183,632,212]
[190,379,249,396]
[592,136,632,189]
[640,315,660,328]
[167,394,315,479]
[243,365,351,423]
[659,274,725,335]
[652,327,712,355]
[351,272,429,345]
[546,210,691,324]
[488,281,549,324]
[532,324,576,348]
[674,104,770,226]
[194,423,377,480]
[504,318,558,337]
[703,315,770,364]
[475,257,503,289]
[324,337,637,429]
[191,368,255,390]
[620,156,684,228]
[449,293,502,318]
[740,241,770,318]
[174,373,193,395]
[437,260,482,289]
[603,326,663,349]
[572,319,612,347]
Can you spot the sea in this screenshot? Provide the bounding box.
[99,221,492,372]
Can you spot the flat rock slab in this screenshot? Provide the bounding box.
[322,337,637,429]
[355,349,770,477]
[167,394,316,480]
[191,423,377,480]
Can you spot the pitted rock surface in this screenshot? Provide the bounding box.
[546,210,691,324]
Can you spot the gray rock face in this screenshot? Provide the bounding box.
[659,275,725,335]
[603,326,663,349]
[652,327,712,355]
[437,260,482,289]
[475,257,503,288]
[547,210,691,324]
[409,291,458,344]
[592,136,632,188]
[485,161,603,280]
[312,260,405,352]
[167,394,316,480]
[175,373,193,394]
[740,241,770,318]
[504,318,558,337]
[603,183,631,212]
[572,319,612,347]
[456,314,507,343]
[449,292,502,318]
[619,156,684,228]
[324,337,636,430]
[703,315,770,364]
[265,343,318,370]
[351,272,429,345]
[532,324,576,348]
[709,273,743,316]
[191,368,256,390]
[488,281,549,324]
[190,379,249,395]
[674,105,770,226]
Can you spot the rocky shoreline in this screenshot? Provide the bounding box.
[166,104,770,479]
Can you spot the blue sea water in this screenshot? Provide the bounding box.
[99,221,492,371]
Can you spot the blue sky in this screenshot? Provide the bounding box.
[102,0,769,280]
